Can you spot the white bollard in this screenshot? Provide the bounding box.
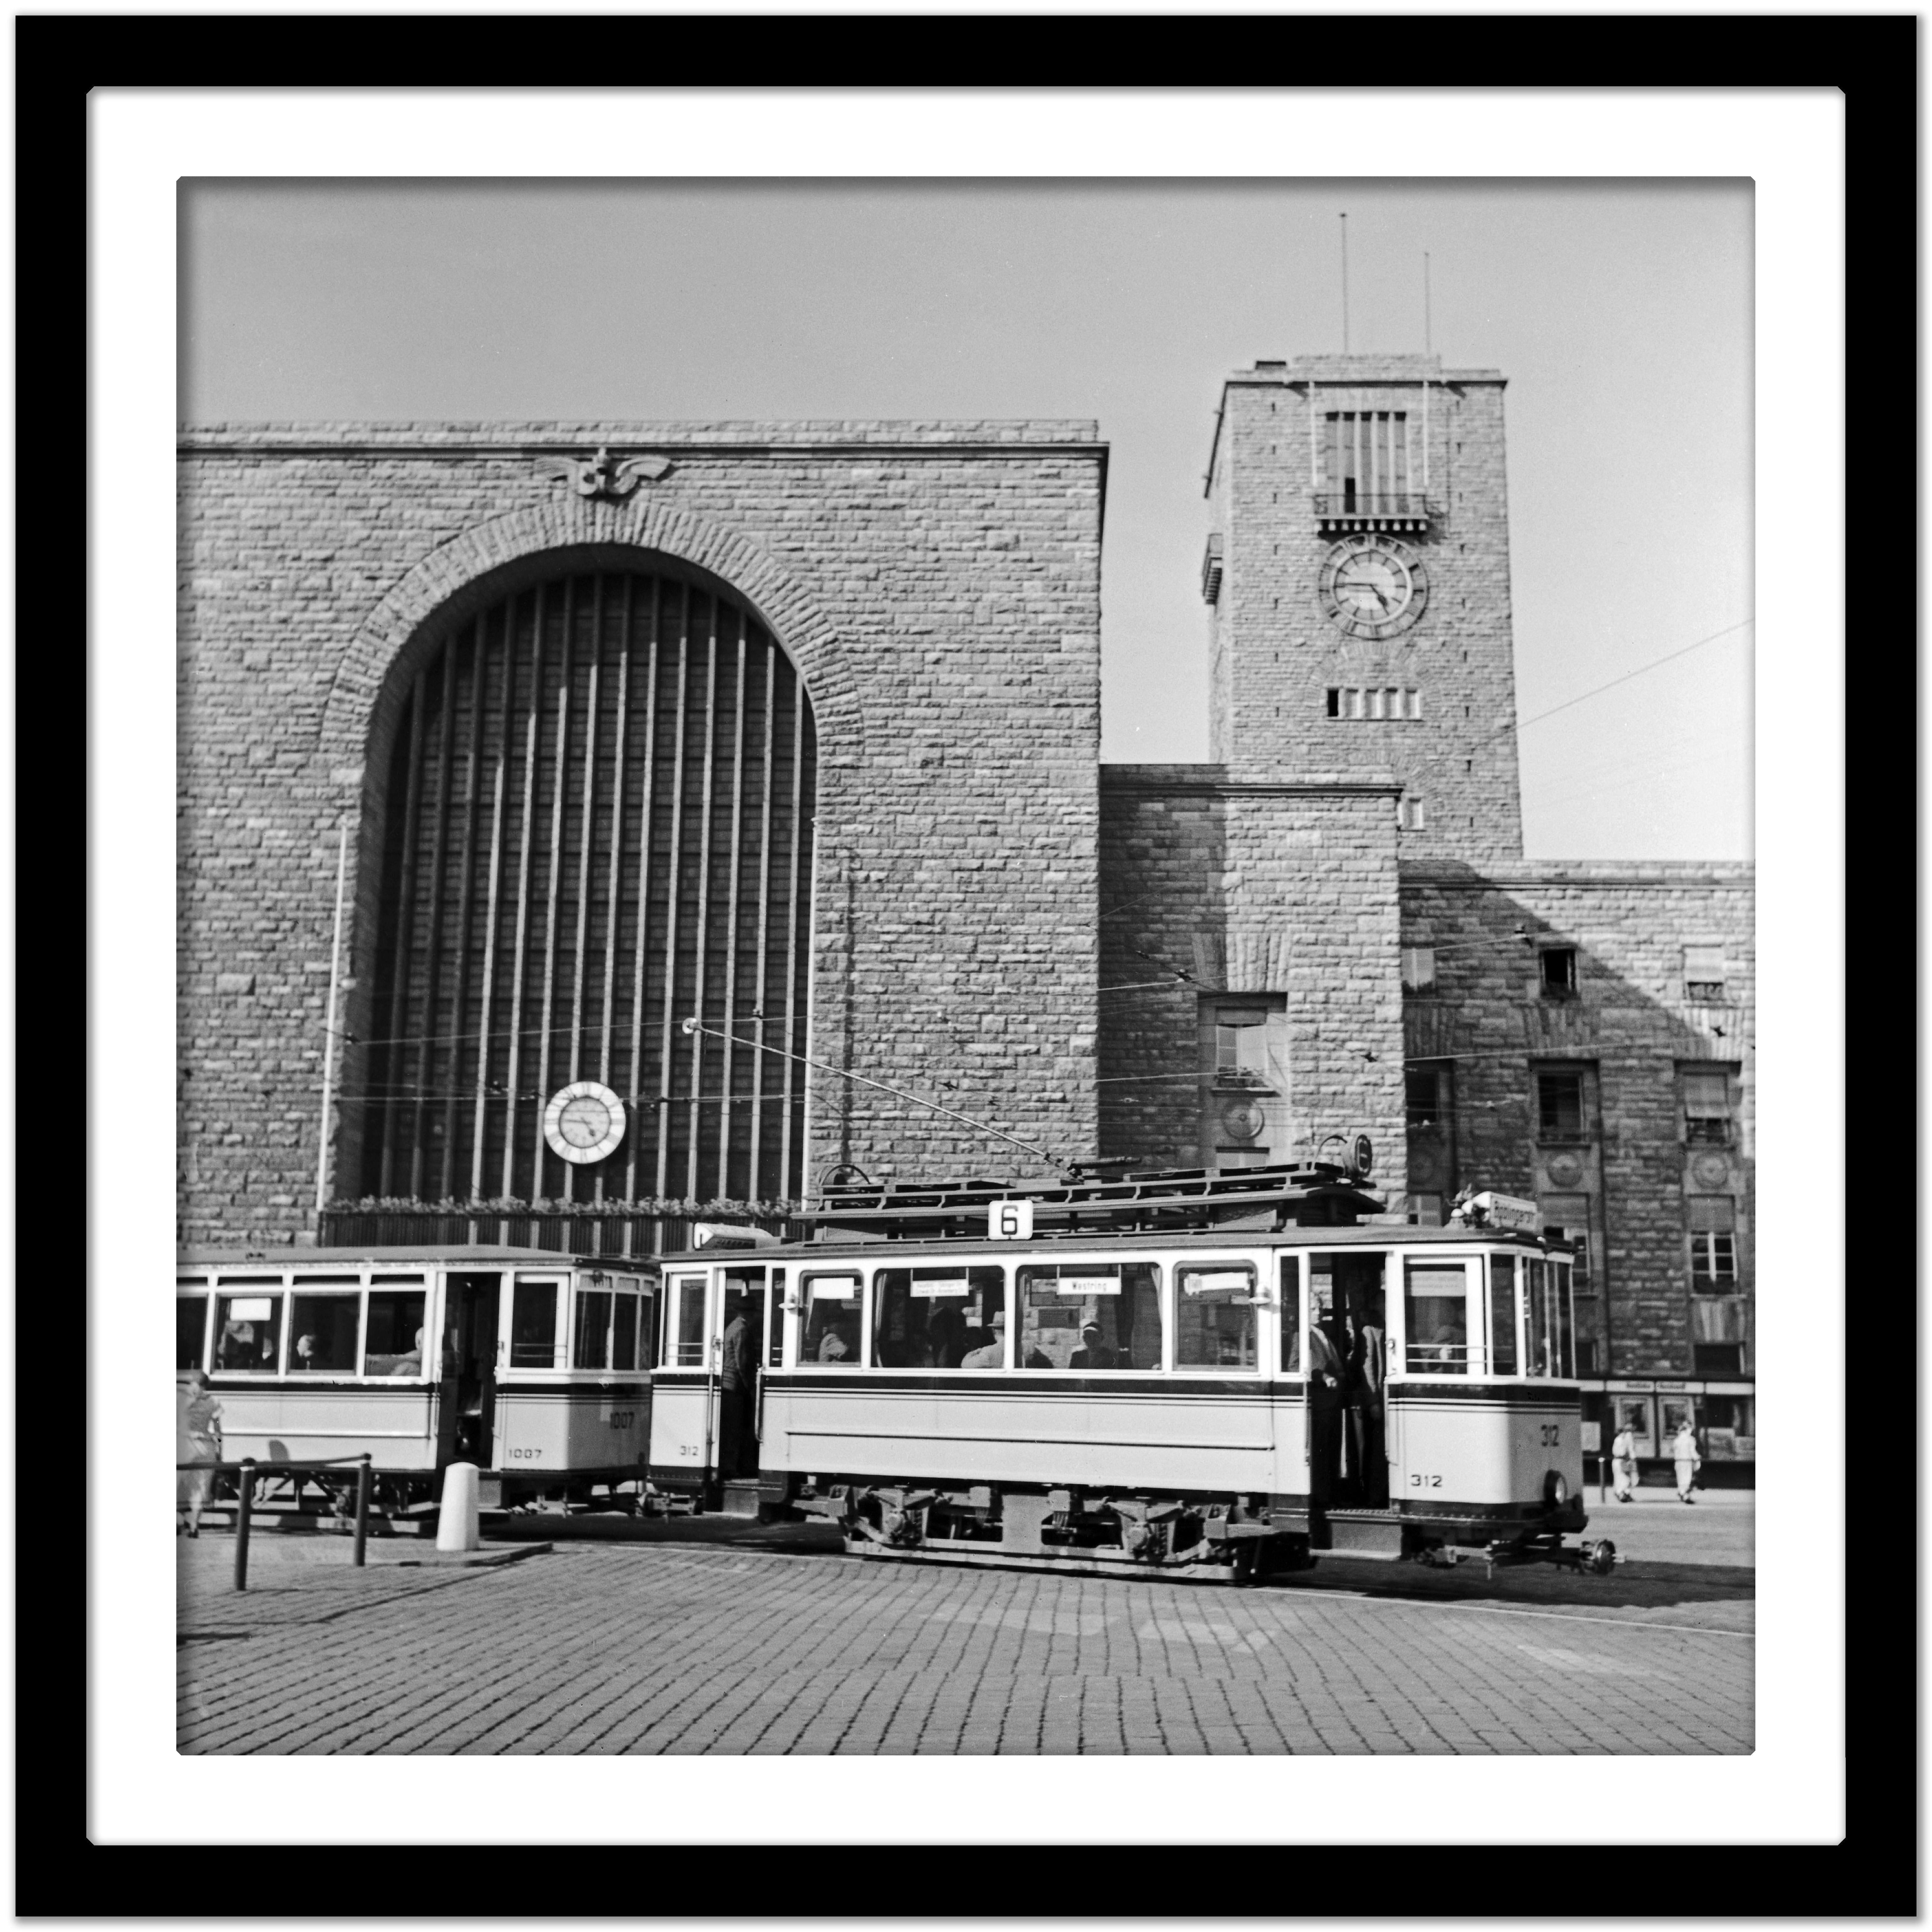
[437,1462,482,1554]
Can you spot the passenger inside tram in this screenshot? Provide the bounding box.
[1068,1322,1118,1370]
[960,1311,1006,1368]
[1017,1264,1159,1370]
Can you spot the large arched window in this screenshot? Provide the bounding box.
[357,564,815,1204]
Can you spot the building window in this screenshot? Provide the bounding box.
[1406,1066,1446,1131]
[1324,411,1414,514]
[1399,797,1426,832]
[1682,1068,1733,1145]
[1199,996,1289,1172]
[1576,1337,1598,1376]
[1401,946,1436,993]
[1694,1343,1743,1376]
[1684,943,1727,1002]
[1688,1195,1738,1291]
[1536,1070,1588,1141]
[1539,947,1578,997]
[1327,686,1421,720]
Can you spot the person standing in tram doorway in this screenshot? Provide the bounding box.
[1306,1316,1347,1510]
[1347,1310,1389,1509]
[1611,1419,1640,1501]
[719,1302,761,1481]
[1670,1420,1702,1504]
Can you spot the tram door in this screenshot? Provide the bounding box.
[438,1273,502,1470]
[1306,1252,1391,1512]
[715,1269,773,1483]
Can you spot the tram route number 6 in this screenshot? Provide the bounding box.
[991,1198,1034,1240]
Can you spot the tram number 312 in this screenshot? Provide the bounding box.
[1409,1473,1442,1487]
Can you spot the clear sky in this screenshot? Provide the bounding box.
[181,178,1751,860]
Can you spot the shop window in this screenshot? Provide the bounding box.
[1018,1263,1162,1371]
[1174,1262,1258,1371]
[365,1282,427,1376]
[1682,1068,1733,1145]
[1683,943,1727,1001]
[1536,1070,1588,1141]
[1539,946,1578,997]
[177,1294,210,1371]
[288,1288,361,1373]
[214,1285,283,1373]
[1401,947,1437,994]
[871,1267,1007,1369]
[801,1273,864,1366]
[510,1278,562,1370]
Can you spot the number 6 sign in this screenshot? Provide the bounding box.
[990,1198,1034,1240]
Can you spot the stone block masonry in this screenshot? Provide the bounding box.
[1204,358,1524,864]
[179,422,1106,1245]
[1400,861,1755,1380]
[1098,767,1407,1194]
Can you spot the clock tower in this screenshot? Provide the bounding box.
[1203,353,1524,860]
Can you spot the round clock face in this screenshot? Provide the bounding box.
[543,1080,626,1166]
[1319,535,1428,640]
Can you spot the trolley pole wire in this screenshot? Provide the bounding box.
[679,1017,1077,1182]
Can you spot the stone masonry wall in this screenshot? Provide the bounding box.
[1400,861,1755,1379]
[1206,357,1524,863]
[1097,768,1407,1194]
[179,422,1105,1244]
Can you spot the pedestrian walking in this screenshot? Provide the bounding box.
[1670,1422,1702,1503]
[178,1370,223,1537]
[1611,1423,1639,1501]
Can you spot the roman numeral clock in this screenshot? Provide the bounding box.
[1318,532,1429,641]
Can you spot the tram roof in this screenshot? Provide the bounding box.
[176,1244,632,1269]
[661,1223,1566,1264]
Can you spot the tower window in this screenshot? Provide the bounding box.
[1326,686,1420,720]
[1401,946,1437,993]
[1399,797,1426,831]
[1539,947,1578,996]
[1405,1066,1445,1129]
[1325,411,1414,513]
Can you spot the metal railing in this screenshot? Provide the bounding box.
[1313,491,1435,522]
[177,1453,374,1591]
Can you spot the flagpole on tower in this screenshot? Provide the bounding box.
[1339,212,1350,353]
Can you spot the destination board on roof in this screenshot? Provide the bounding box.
[1472,1192,1540,1231]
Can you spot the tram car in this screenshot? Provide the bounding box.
[176,1245,658,1523]
[646,1161,1611,1582]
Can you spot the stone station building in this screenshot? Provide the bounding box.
[177,356,1754,1472]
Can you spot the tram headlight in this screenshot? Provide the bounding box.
[1543,1470,1569,1510]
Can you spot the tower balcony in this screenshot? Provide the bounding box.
[1314,491,1436,534]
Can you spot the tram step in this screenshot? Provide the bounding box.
[719,1479,764,1519]
[1321,1509,1405,1558]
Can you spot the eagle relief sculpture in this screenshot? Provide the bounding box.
[535,445,674,500]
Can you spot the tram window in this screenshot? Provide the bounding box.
[176,1295,209,1371]
[1554,1263,1575,1379]
[214,1290,283,1373]
[666,1275,708,1368]
[1403,1263,1470,1374]
[365,1287,428,1376]
[510,1280,562,1370]
[1278,1256,1301,1373]
[288,1291,361,1373]
[1176,1263,1259,1370]
[1523,1260,1552,1378]
[612,1293,639,1373]
[573,1290,613,1370]
[872,1267,1006,1369]
[1017,1264,1160,1371]
[1488,1255,1519,1375]
[801,1275,863,1367]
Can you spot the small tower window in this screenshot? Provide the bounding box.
[1401,946,1437,993]
[1684,943,1727,1001]
[1539,947,1578,997]
[1399,797,1426,831]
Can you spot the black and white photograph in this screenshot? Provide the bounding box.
[76,78,1852,1855]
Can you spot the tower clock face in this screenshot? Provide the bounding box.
[543,1080,627,1165]
[1319,534,1428,640]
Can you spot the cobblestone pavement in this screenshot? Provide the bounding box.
[179,1538,1752,1756]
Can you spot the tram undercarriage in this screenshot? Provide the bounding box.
[804,1480,1613,1584]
